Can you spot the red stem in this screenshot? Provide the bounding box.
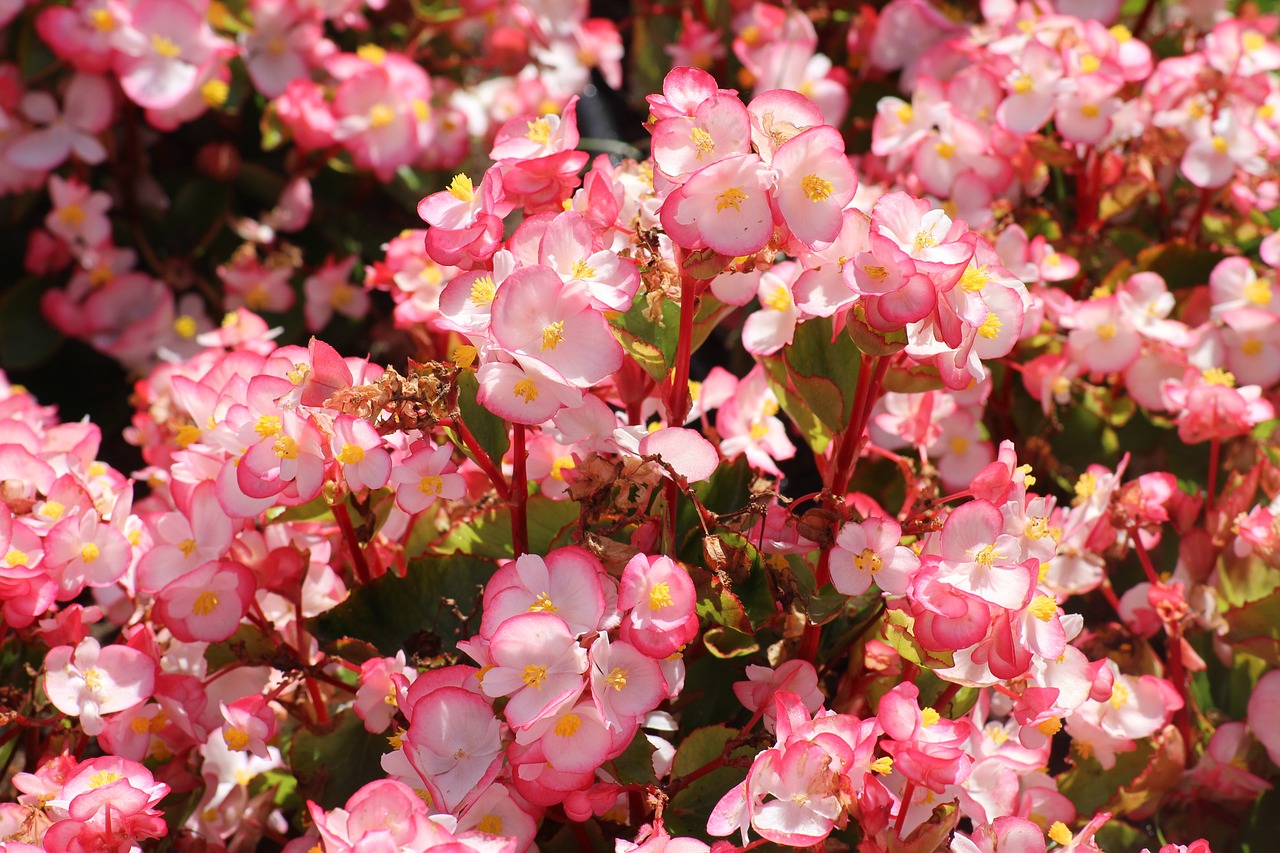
[1131,532,1162,587]
[894,781,916,839]
[305,676,330,726]
[332,501,372,586]
[453,418,510,502]
[512,424,529,557]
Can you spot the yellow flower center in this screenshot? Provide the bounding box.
[192,590,219,616]
[526,118,551,145]
[477,815,504,835]
[969,543,1003,566]
[854,547,882,574]
[357,44,387,64]
[273,435,299,459]
[173,315,198,339]
[521,664,547,689]
[418,475,443,495]
[715,186,748,212]
[448,174,475,202]
[649,581,674,610]
[338,443,365,465]
[762,284,792,312]
[950,435,970,455]
[1028,595,1057,621]
[1079,54,1101,73]
[223,727,251,751]
[368,103,395,129]
[176,424,202,447]
[80,543,100,563]
[59,205,85,227]
[1048,821,1073,846]
[541,321,565,351]
[528,592,558,613]
[1211,135,1229,154]
[870,756,893,774]
[1245,277,1271,305]
[934,140,956,160]
[554,713,583,737]
[151,33,181,58]
[913,231,937,253]
[89,8,116,31]
[1242,337,1264,356]
[513,379,539,402]
[802,174,834,201]
[1243,30,1267,53]
[1080,103,1100,118]
[201,79,228,108]
[469,275,495,305]
[959,264,989,292]
[255,415,282,438]
[1203,367,1235,387]
[4,549,28,566]
[1038,716,1063,737]
[895,103,914,124]
[88,770,124,788]
[691,127,715,159]
[977,314,1003,339]
[921,707,941,727]
[1109,682,1131,708]
[178,538,197,557]
[606,667,628,690]
[1096,323,1117,340]
[571,258,597,279]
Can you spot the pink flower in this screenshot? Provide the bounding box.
[1160,367,1275,443]
[45,175,112,248]
[830,516,920,596]
[404,685,503,812]
[479,611,587,730]
[5,73,113,171]
[303,256,369,332]
[618,554,700,658]
[154,560,256,642]
[481,548,607,638]
[44,637,156,735]
[661,153,776,257]
[389,441,464,515]
[330,413,391,492]
[111,0,227,111]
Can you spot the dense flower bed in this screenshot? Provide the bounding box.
[1,0,1280,851]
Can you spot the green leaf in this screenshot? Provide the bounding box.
[702,626,760,658]
[0,278,62,371]
[666,724,748,839]
[453,370,510,469]
[879,608,955,669]
[763,355,832,454]
[427,496,579,560]
[290,711,388,810]
[1134,240,1224,290]
[614,289,682,382]
[782,316,862,432]
[315,554,496,655]
[611,730,658,785]
[1224,589,1280,665]
[1056,737,1157,817]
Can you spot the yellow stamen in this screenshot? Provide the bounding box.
[513,379,539,403]
[255,415,282,438]
[553,713,582,737]
[921,707,941,727]
[853,547,882,574]
[715,186,749,212]
[173,315,198,338]
[528,592,558,613]
[338,443,365,465]
[1028,595,1057,621]
[477,815,504,835]
[1203,367,1235,387]
[541,321,565,351]
[357,44,387,65]
[273,435,298,459]
[526,118,551,145]
[870,756,893,774]
[649,581,674,610]
[150,33,181,58]
[448,174,475,203]
[223,727,250,751]
[802,174,834,201]
[977,314,1003,339]
[192,590,219,616]
[88,770,123,788]
[469,275,495,305]
[178,538,197,557]
[691,127,715,159]
[571,259,597,279]
[521,664,547,689]
[80,543,100,563]
[1096,323,1117,340]
[606,667,627,690]
[368,103,395,129]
